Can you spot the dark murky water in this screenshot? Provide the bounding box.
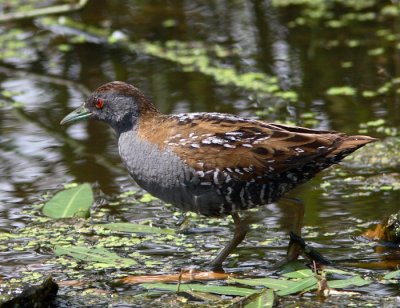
[1,0,400,306]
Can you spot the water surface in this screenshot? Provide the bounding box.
[0,0,399,306]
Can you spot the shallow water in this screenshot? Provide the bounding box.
[1,0,400,306]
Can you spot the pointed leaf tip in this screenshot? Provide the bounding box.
[42,183,93,219]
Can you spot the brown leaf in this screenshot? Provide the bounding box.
[363,223,388,241]
[118,270,231,284]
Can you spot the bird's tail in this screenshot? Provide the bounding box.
[328,135,377,159]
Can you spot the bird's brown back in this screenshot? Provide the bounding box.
[138,112,376,183]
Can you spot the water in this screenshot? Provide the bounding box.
[0,0,399,306]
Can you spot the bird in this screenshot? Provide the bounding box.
[61,81,376,271]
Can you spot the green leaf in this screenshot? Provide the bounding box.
[384,270,400,280]
[281,262,313,278]
[245,289,274,308]
[276,276,318,296]
[232,275,317,297]
[55,246,136,267]
[281,261,309,272]
[282,269,313,279]
[141,283,257,297]
[230,277,297,290]
[326,86,356,96]
[322,267,355,276]
[365,118,386,127]
[183,291,222,302]
[42,183,93,218]
[327,276,371,288]
[139,193,158,203]
[101,223,176,235]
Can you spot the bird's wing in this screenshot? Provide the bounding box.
[138,113,345,181]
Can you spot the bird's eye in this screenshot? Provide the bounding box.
[95,98,104,109]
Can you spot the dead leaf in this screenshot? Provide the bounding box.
[119,270,230,284]
[363,223,387,241]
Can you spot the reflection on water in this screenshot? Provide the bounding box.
[0,0,399,304]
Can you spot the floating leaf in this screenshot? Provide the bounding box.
[281,262,313,278]
[141,282,257,296]
[139,193,158,203]
[245,289,274,308]
[42,183,93,218]
[282,268,313,279]
[383,270,400,280]
[229,277,297,290]
[368,47,385,56]
[281,261,308,272]
[101,223,175,235]
[327,276,371,289]
[276,276,318,296]
[362,90,378,98]
[365,119,386,127]
[183,291,222,302]
[326,86,356,96]
[55,246,136,267]
[322,268,355,276]
[231,275,318,296]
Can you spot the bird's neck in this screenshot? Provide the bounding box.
[113,108,161,138]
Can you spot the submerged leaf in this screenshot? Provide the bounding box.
[101,223,175,235]
[42,183,93,218]
[55,246,136,267]
[141,282,257,296]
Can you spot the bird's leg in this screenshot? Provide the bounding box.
[208,213,249,272]
[277,197,305,265]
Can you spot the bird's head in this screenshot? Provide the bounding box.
[60,81,158,132]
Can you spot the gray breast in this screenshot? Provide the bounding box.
[118,131,226,216]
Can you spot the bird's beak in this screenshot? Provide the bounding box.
[60,105,92,125]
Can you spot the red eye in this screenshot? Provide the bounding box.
[95,98,104,109]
